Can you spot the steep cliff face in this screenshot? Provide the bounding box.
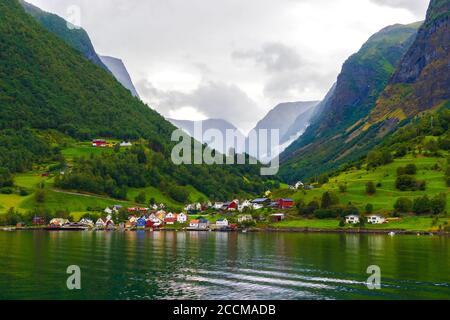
[100,56,140,98]
[370,0,450,122]
[278,22,420,182]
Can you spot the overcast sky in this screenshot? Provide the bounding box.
[28,0,428,132]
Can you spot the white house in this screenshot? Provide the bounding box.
[166,212,175,219]
[295,181,304,189]
[177,213,187,223]
[367,215,386,224]
[95,218,106,228]
[345,215,360,224]
[120,141,132,147]
[252,203,264,210]
[238,200,252,212]
[104,207,113,215]
[216,218,229,227]
[79,218,93,227]
[214,202,224,210]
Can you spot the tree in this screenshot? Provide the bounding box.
[413,196,432,215]
[430,193,446,215]
[394,197,413,213]
[35,189,45,203]
[365,203,374,214]
[365,181,376,195]
[321,192,339,209]
[134,191,146,204]
[338,184,347,193]
[0,167,13,188]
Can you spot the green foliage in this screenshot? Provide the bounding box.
[397,164,417,175]
[365,203,374,214]
[321,191,339,209]
[396,175,426,191]
[365,181,377,195]
[134,191,146,204]
[367,150,393,169]
[34,189,45,203]
[394,197,413,213]
[0,167,14,188]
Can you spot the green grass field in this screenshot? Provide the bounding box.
[274,155,450,213]
[270,216,446,232]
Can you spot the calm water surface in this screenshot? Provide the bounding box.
[0,231,449,300]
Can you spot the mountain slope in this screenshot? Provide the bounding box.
[252,101,319,144]
[99,55,140,98]
[368,0,450,124]
[20,0,108,71]
[0,0,271,202]
[279,22,421,182]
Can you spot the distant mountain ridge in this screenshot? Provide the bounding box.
[252,101,319,145]
[100,55,140,98]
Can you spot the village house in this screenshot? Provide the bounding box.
[216,218,229,228]
[92,139,107,147]
[120,141,132,147]
[177,213,188,223]
[49,218,69,227]
[238,200,252,212]
[270,213,286,222]
[164,217,177,225]
[223,201,238,211]
[198,218,210,229]
[105,219,115,230]
[251,198,270,206]
[32,216,46,226]
[277,198,295,209]
[367,215,386,224]
[95,218,107,228]
[189,219,200,229]
[345,215,360,224]
[136,217,147,228]
[213,202,224,210]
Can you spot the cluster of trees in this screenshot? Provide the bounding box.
[395,164,426,191]
[296,191,364,220]
[0,207,73,226]
[366,150,393,169]
[55,145,272,202]
[394,193,446,215]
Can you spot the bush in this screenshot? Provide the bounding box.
[35,189,46,203]
[365,181,376,195]
[397,164,417,176]
[413,196,431,215]
[338,184,347,193]
[314,209,339,219]
[396,175,426,191]
[134,191,146,204]
[394,197,413,213]
[430,193,446,215]
[365,203,374,214]
[0,187,14,194]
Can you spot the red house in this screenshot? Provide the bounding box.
[224,201,238,211]
[278,198,294,209]
[145,220,154,228]
[164,217,176,225]
[92,139,107,147]
[32,217,45,226]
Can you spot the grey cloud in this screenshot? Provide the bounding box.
[137,79,261,128]
[232,42,304,73]
[369,0,429,15]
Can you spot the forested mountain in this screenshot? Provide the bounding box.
[278,22,421,182]
[0,0,273,202]
[19,0,108,70]
[100,56,140,98]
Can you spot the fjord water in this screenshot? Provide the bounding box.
[0,231,448,300]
